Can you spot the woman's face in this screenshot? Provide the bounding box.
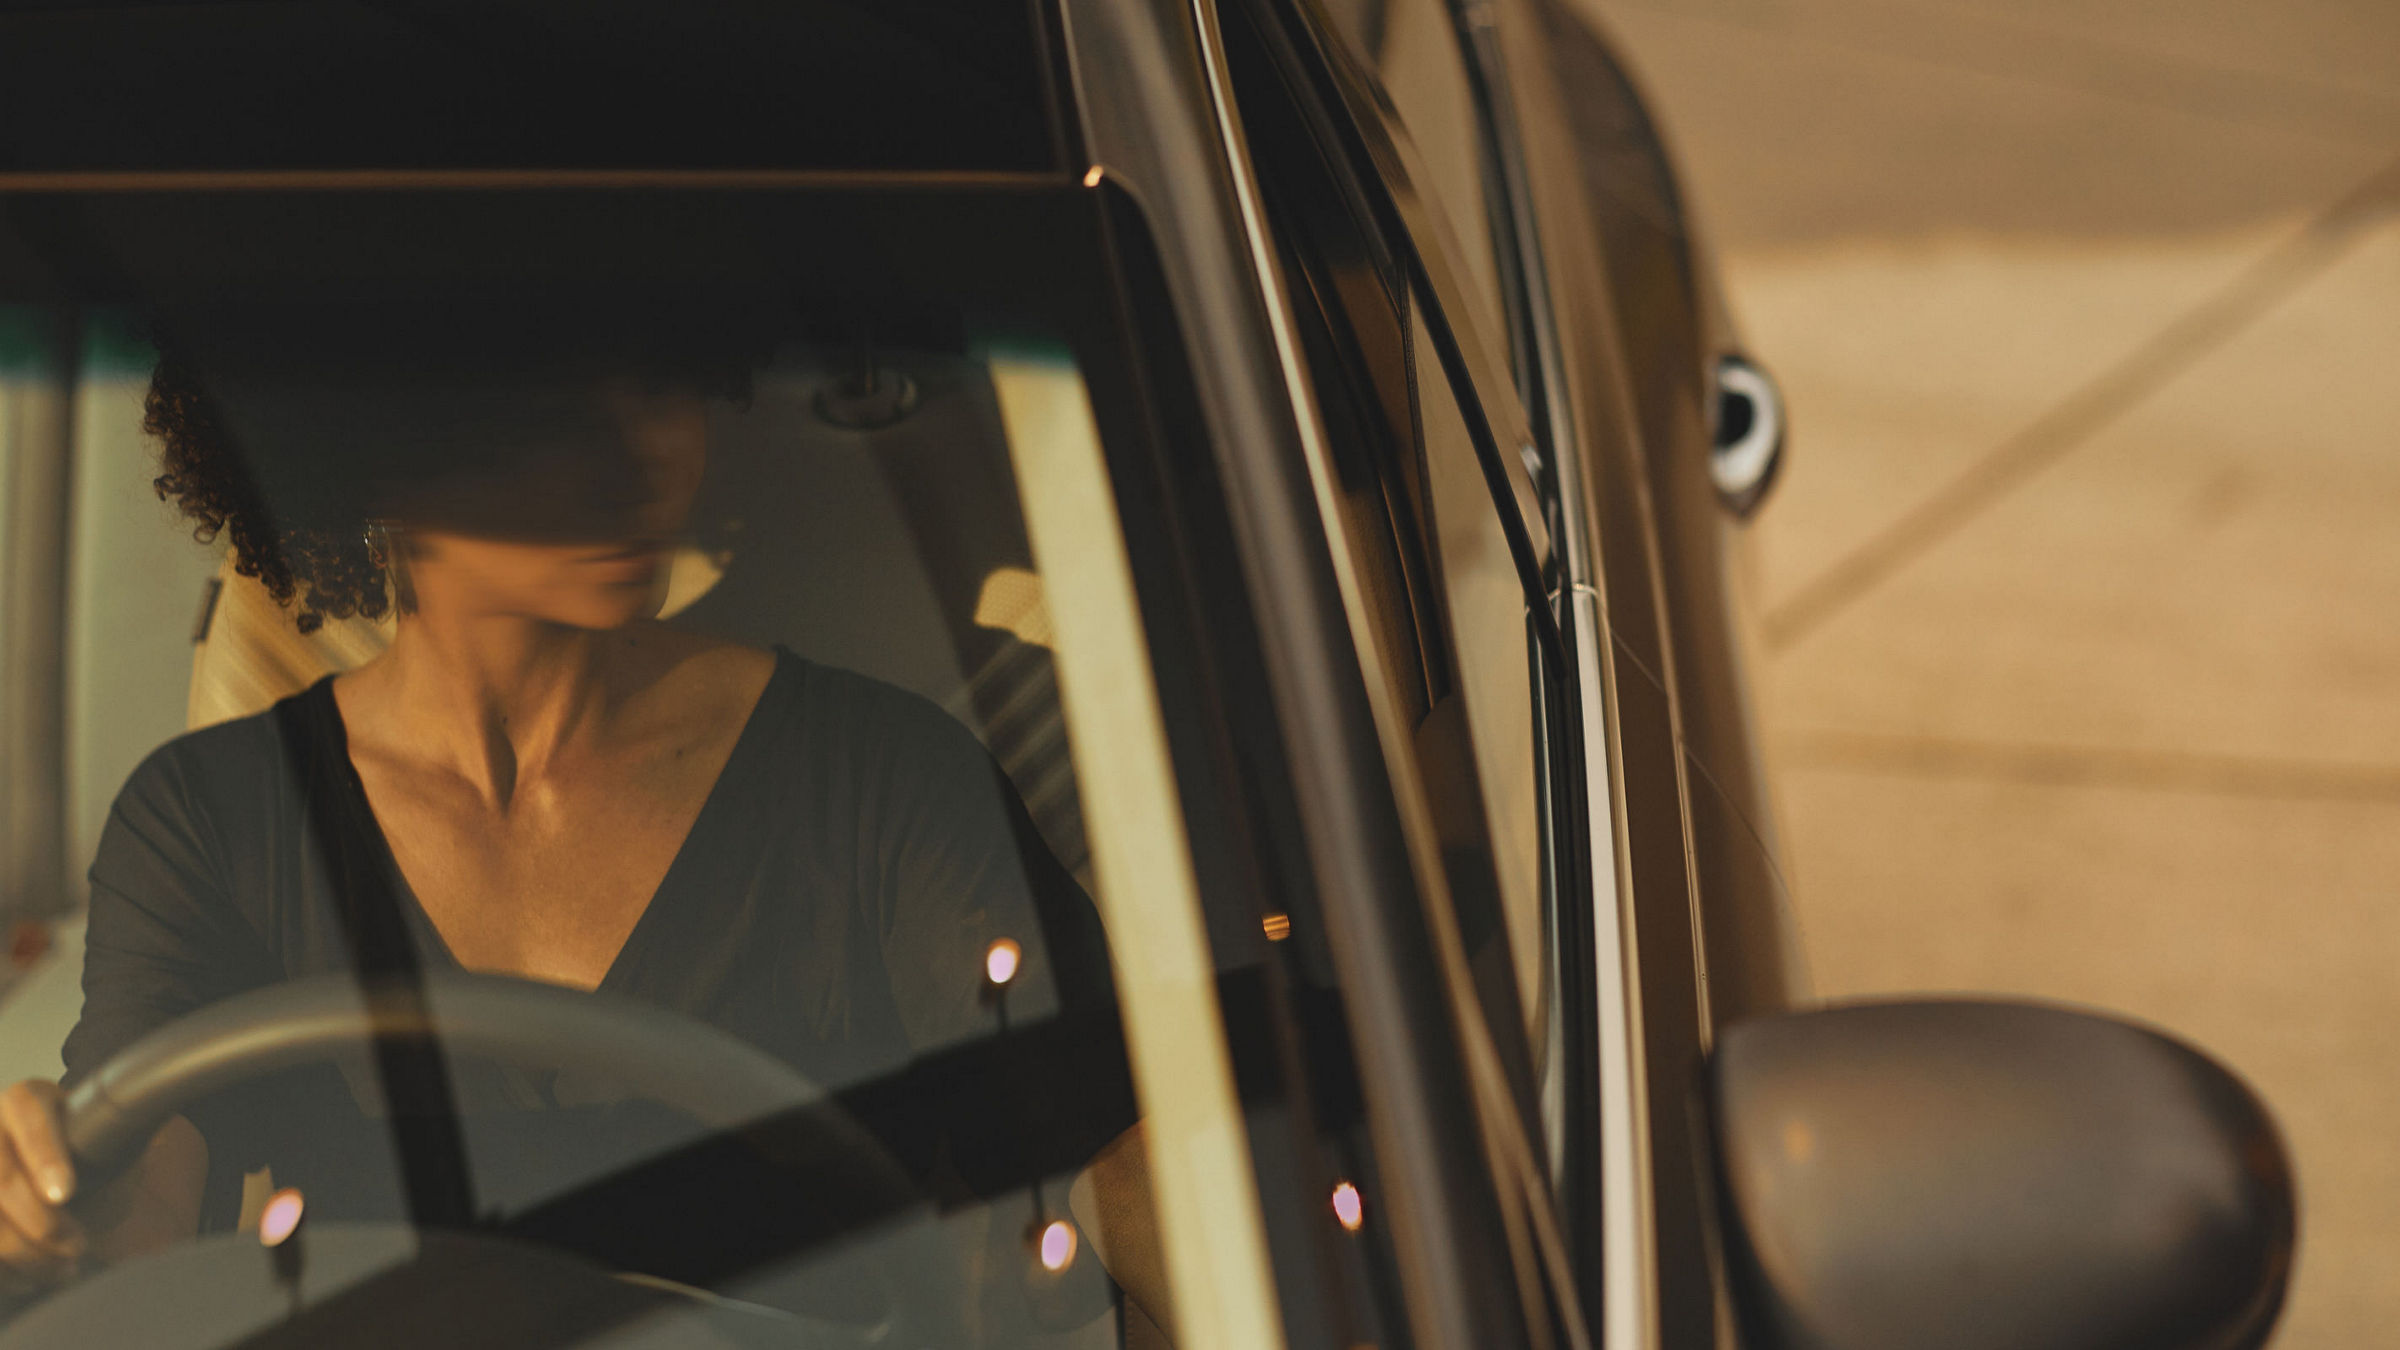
[395,379,712,632]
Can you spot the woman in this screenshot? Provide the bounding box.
[0,302,1110,1293]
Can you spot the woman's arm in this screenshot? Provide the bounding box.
[52,734,271,1267]
[871,689,1114,1050]
[867,694,1176,1332]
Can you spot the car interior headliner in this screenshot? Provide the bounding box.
[0,0,1063,174]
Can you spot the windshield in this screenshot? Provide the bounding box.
[0,184,1187,1348]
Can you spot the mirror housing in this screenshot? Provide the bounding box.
[1707,1000,2294,1350]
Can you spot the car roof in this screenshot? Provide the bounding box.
[0,0,1065,174]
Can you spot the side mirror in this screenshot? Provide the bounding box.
[1707,1000,2294,1350]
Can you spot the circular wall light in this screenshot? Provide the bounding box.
[1710,354,1786,517]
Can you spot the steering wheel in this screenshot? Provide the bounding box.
[5,974,944,1349]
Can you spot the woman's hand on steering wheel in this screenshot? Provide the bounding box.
[0,1080,204,1303]
[0,1081,83,1294]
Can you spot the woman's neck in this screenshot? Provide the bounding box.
[368,613,624,809]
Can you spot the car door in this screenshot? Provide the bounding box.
[1216,2,1598,1345]
[1256,1,1780,1346]
[1468,2,1808,1343]
[1501,0,1803,1044]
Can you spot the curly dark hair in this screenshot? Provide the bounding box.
[146,350,389,634]
[142,298,770,634]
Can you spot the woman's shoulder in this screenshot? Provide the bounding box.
[768,651,986,757]
[120,691,321,802]
[615,625,779,744]
[621,626,992,784]
[97,689,328,881]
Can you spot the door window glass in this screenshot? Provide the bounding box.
[1315,0,1514,366]
[1237,48,1552,1100]
[1408,303,1548,1053]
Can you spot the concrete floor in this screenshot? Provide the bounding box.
[1572,0,2400,1343]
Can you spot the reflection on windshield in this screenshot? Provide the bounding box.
[0,280,1153,1346]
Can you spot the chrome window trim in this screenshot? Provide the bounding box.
[1447,0,1661,1344]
